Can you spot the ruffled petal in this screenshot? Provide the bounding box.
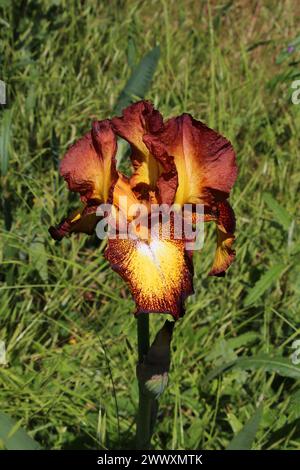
[60,119,118,204]
[112,101,178,204]
[49,120,118,241]
[105,235,194,320]
[112,174,142,218]
[209,200,236,276]
[111,173,145,234]
[144,113,237,206]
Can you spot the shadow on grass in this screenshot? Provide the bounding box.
[63,430,136,451]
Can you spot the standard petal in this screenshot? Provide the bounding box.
[112,174,141,217]
[112,101,178,204]
[145,113,237,206]
[112,101,163,189]
[209,200,236,276]
[111,173,145,234]
[105,236,194,319]
[60,119,118,204]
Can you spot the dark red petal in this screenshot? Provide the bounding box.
[112,101,178,204]
[60,119,117,204]
[49,204,99,241]
[144,113,237,206]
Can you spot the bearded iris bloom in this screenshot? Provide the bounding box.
[49,101,237,320]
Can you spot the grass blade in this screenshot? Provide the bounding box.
[244,264,285,307]
[226,405,263,450]
[263,192,292,230]
[127,38,137,71]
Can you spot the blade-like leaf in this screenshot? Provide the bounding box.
[263,192,292,230]
[137,320,174,400]
[289,389,300,417]
[127,38,137,71]
[0,412,41,450]
[244,264,285,307]
[235,356,300,378]
[226,405,263,450]
[114,46,160,115]
[204,355,300,384]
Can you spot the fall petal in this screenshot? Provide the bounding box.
[49,204,99,241]
[105,236,194,320]
[209,200,236,276]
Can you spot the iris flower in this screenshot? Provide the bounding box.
[49,101,237,320]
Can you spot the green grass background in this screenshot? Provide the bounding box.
[0,0,300,450]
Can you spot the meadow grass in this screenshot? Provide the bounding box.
[0,0,300,450]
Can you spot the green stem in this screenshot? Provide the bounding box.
[136,313,154,450]
[137,313,150,363]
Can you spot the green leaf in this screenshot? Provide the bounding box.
[226,405,263,450]
[226,332,259,350]
[0,109,12,177]
[114,46,160,115]
[204,355,300,384]
[244,264,285,307]
[236,356,300,378]
[137,320,174,400]
[289,389,300,417]
[115,136,131,170]
[263,192,292,230]
[0,412,41,450]
[127,38,137,70]
[29,236,48,282]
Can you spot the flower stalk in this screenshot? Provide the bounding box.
[135,316,175,449]
[135,313,157,449]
